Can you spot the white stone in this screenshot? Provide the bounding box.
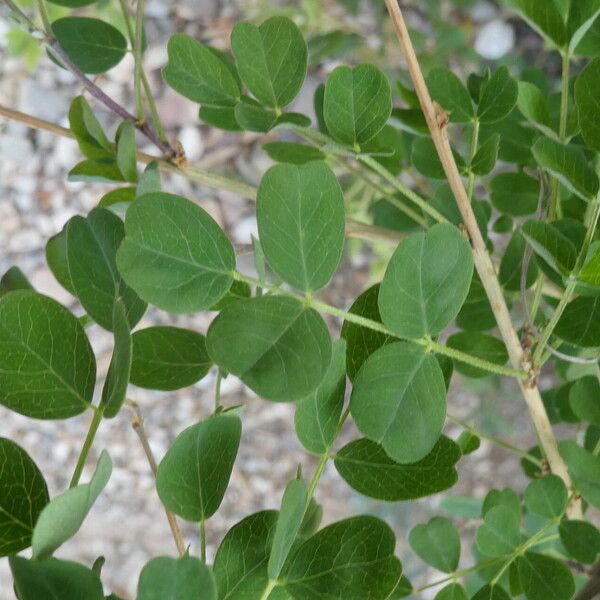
[475,20,515,60]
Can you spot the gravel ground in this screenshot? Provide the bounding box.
[0,1,541,598]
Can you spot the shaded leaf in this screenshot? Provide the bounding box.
[0,438,49,556]
[10,556,104,600]
[521,219,577,274]
[446,332,508,379]
[137,556,217,600]
[490,172,539,217]
[207,296,331,402]
[426,67,474,123]
[294,339,346,454]
[559,519,600,564]
[524,474,567,519]
[283,516,402,600]
[52,17,127,74]
[156,414,241,521]
[66,207,147,330]
[0,291,96,419]
[131,326,212,391]
[516,552,574,600]
[576,58,600,153]
[477,67,518,124]
[560,440,600,509]
[334,435,461,501]
[555,296,600,347]
[350,342,447,463]
[476,505,521,557]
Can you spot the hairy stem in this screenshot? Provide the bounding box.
[128,401,187,556]
[233,271,528,380]
[214,370,223,411]
[383,0,579,518]
[70,407,104,488]
[446,414,544,466]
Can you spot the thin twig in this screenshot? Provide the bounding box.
[0,103,402,245]
[127,400,187,556]
[383,0,580,518]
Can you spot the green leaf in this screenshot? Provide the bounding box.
[115,121,137,182]
[532,137,599,201]
[411,137,466,179]
[379,223,473,339]
[213,510,278,599]
[46,0,95,5]
[499,230,538,291]
[560,440,600,509]
[263,142,325,164]
[570,375,600,425]
[100,299,132,418]
[10,556,104,600]
[0,438,49,556]
[521,219,577,274]
[234,97,277,132]
[471,585,511,600]
[334,435,461,501]
[199,105,241,131]
[350,342,447,463]
[578,246,600,287]
[524,474,567,519]
[456,276,497,332]
[434,584,468,600]
[559,519,600,564]
[294,339,346,454]
[137,161,161,196]
[268,479,308,580]
[409,517,460,573]
[504,0,567,48]
[426,67,474,123]
[515,552,575,600]
[210,279,251,311]
[68,96,112,160]
[555,296,600,347]
[206,296,331,402]
[46,227,76,295]
[51,17,127,74]
[490,172,540,217]
[257,161,345,292]
[517,81,552,130]
[0,266,33,296]
[341,284,395,381]
[283,516,402,600]
[32,451,112,560]
[0,291,96,419]
[576,58,600,153]
[66,207,147,330]
[471,133,500,176]
[231,16,307,109]
[568,1,600,52]
[137,556,217,600]
[163,34,241,106]
[483,488,521,518]
[99,187,137,208]
[477,67,518,123]
[446,332,508,379]
[476,505,521,557]
[117,192,235,313]
[69,158,126,183]
[457,430,481,454]
[131,326,212,391]
[324,64,392,149]
[156,414,241,521]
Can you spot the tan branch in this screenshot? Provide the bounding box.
[127,400,187,556]
[383,0,580,518]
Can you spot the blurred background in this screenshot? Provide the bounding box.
[0,1,558,597]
